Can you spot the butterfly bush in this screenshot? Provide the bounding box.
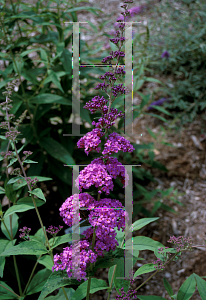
[52,0,135,283]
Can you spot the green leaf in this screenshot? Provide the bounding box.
[65,6,102,15]
[20,48,42,57]
[137,296,167,300]
[7,176,25,185]
[177,274,196,300]
[135,79,144,91]
[59,49,72,74]
[0,240,15,277]
[80,102,92,125]
[37,271,80,300]
[71,278,108,300]
[140,94,150,110]
[28,188,46,202]
[49,158,72,185]
[194,273,206,300]
[26,269,52,295]
[35,104,53,121]
[7,158,18,168]
[0,187,5,195]
[17,196,45,208]
[160,203,177,214]
[0,280,18,299]
[23,159,38,164]
[1,213,19,240]
[134,263,156,278]
[4,204,35,218]
[4,184,16,203]
[113,257,131,295]
[39,137,75,165]
[0,79,13,89]
[40,49,48,64]
[44,70,64,93]
[21,70,39,85]
[145,113,168,122]
[44,287,75,300]
[146,126,157,139]
[30,94,71,105]
[0,241,48,256]
[129,217,159,232]
[13,56,24,75]
[38,255,54,271]
[49,233,84,249]
[148,105,172,116]
[13,176,52,191]
[33,228,47,245]
[145,77,162,84]
[125,236,164,252]
[163,277,174,297]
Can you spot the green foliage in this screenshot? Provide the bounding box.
[0,0,105,200]
[145,0,206,125]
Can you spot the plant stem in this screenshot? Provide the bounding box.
[61,286,69,300]
[0,283,20,298]
[23,254,42,295]
[134,252,181,293]
[86,225,97,300]
[13,255,23,296]
[1,220,23,295]
[106,234,125,300]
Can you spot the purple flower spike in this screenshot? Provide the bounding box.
[161,51,170,59]
[114,5,145,28]
[147,98,170,111]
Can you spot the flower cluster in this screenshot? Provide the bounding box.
[77,128,104,156]
[152,258,165,270]
[53,0,136,284]
[157,246,171,262]
[52,240,98,281]
[168,236,193,252]
[102,132,135,155]
[19,226,31,240]
[161,51,170,59]
[2,151,14,159]
[59,193,96,227]
[26,177,39,188]
[22,150,33,162]
[111,83,129,97]
[115,270,138,299]
[76,156,129,195]
[84,95,109,114]
[5,129,21,141]
[92,108,124,130]
[46,225,63,235]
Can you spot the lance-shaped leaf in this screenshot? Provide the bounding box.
[71,278,109,300]
[39,137,75,165]
[134,263,156,279]
[28,188,46,202]
[0,240,48,256]
[1,213,19,240]
[38,255,53,271]
[4,204,36,218]
[49,233,84,249]
[129,217,159,232]
[0,280,20,299]
[38,271,80,300]
[26,269,52,295]
[194,273,206,300]
[125,236,164,252]
[177,273,196,300]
